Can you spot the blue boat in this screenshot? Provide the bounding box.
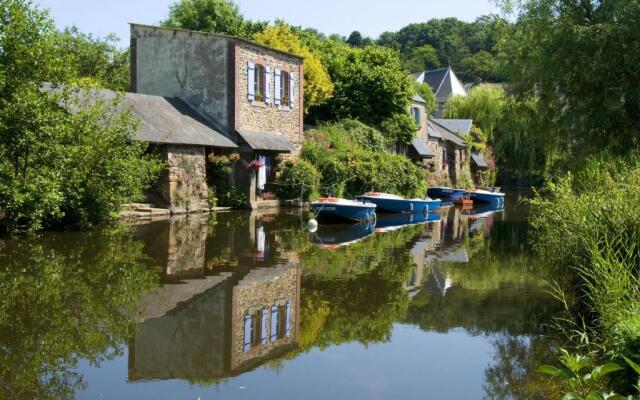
[311,198,377,223]
[427,187,466,201]
[355,193,430,214]
[375,212,441,233]
[425,198,442,211]
[466,189,505,205]
[311,221,375,248]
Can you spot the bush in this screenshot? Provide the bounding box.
[302,119,426,198]
[275,159,320,201]
[529,154,640,391]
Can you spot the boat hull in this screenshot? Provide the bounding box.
[467,191,505,204]
[426,199,442,211]
[355,196,429,214]
[311,202,376,223]
[427,187,465,201]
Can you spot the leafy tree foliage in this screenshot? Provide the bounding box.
[162,0,266,38]
[253,22,334,112]
[0,0,161,231]
[414,82,437,113]
[499,0,640,156]
[378,15,508,82]
[57,27,130,91]
[345,30,372,47]
[403,44,440,73]
[308,41,416,142]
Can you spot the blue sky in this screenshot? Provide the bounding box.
[35,0,496,48]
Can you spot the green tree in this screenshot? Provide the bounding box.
[0,0,161,231]
[461,50,497,82]
[309,42,415,136]
[346,30,371,47]
[498,0,640,156]
[162,0,266,38]
[444,84,505,140]
[414,82,437,114]
[403,44,440,73]
[253,22,334,112]
[57,27,130,91]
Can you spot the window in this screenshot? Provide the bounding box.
[254,64,265,102]
[442,149,448,171]
[411,106,421,125]
[280,71,290,106]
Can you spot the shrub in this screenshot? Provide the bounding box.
[530,154,640,392]
[275,159,320,201]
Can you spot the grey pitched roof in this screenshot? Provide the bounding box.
[471,152,489,168]
[412,94,427,104]
[427,120,443,139]
[412,138,434,157]
[433,119,473,136]
[43,84,237,148]
[238,130,292,152]
[429,119,467,147]
[416,67,467,103]
[125,93,237,147]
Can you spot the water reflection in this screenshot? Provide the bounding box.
[0,194,568,399]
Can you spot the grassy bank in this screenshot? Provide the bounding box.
[529,154,640,393]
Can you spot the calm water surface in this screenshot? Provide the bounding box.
[0,192,567,399]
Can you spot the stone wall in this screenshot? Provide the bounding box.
[158,145,209,213]
[411,102,428,140]
[131,25,232,132]
[426,137,452,187]
[230,263,299,371]
[235,43,303,154]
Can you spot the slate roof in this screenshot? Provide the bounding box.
[433,119,473,136]
[415,67,467,103]
[237,130,293,152]
[426,120,443,139]
[125,93,237,147]
[471,152,489,168]
[411,138,434,157]
[428,119,467,147]
[412,94,427,104]
[43,85,237,148]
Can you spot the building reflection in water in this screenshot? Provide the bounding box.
[129,211,301,383]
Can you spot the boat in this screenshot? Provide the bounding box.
[311,198,377,223]
[427,187,466,202]
[425,198,442,211]
[375,212,441,233]
[463,202,505,218]
[311,221,375,249]
[355,192,430,214]
[466,189,506,205]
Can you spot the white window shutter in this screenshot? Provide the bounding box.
[247,61,255,101]
[289,73,295,108]
[274,68,281,106]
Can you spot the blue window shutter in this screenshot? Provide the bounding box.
[243,314,251,352]
[264,66,271,103]
[274,69,281,106]
[270,305,278,342]
[289,73,295,108]
[260,308,267,344]
[247,61,255,101]
[285,301,291,337]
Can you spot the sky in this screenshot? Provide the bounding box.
[35,0,497,48]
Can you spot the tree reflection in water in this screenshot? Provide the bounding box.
[0,227,157,400]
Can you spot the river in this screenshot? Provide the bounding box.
[0,191,568,399]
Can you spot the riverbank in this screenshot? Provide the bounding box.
[529,155,640,394]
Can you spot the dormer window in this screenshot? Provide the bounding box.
[411,106,421,125]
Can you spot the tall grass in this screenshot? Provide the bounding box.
[529,153,640,391]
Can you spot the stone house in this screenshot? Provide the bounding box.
[413,67,467,118]
[407,94,434,168]
[432,119,488,186]
[426,119,469,186]
[130,23,304,210]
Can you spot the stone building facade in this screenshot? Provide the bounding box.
[130,24,304,210]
